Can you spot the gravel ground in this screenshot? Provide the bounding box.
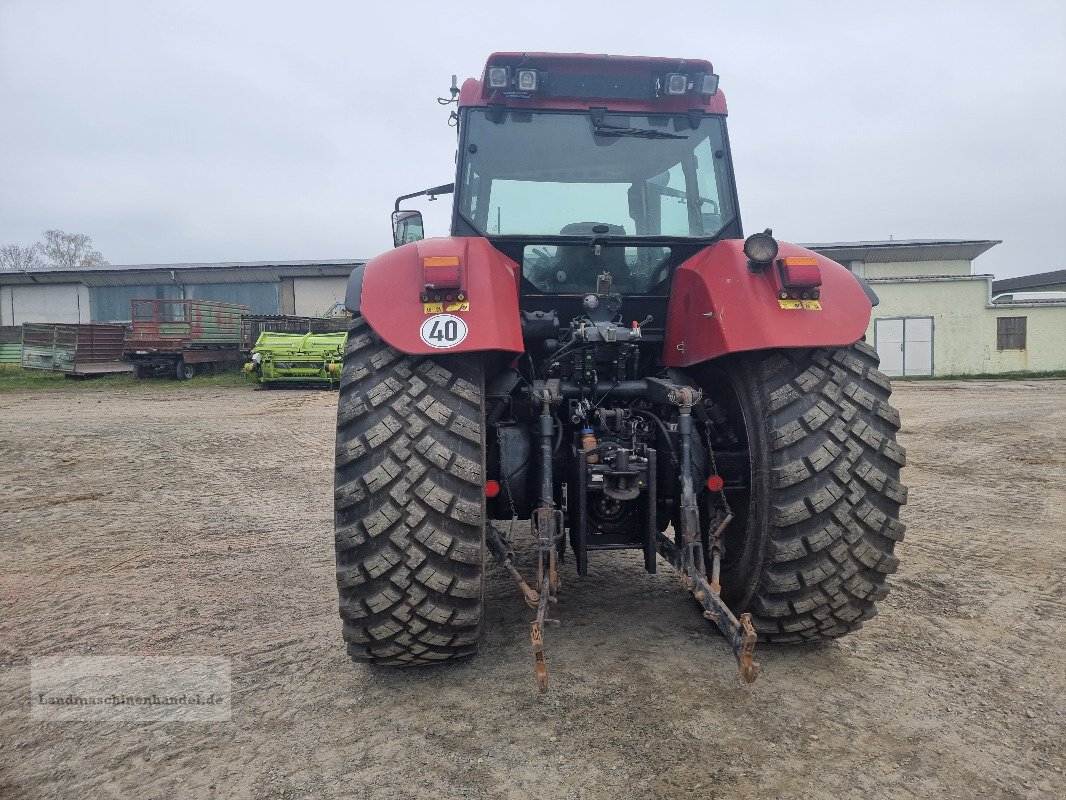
[1,378,1063,800]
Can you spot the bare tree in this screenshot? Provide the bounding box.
[0,243,44,271]
[38,229,109,269]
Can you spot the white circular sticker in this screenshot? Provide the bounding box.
[419,314,468,349]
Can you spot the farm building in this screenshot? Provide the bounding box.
[1,245,1063,378]
[991,269,1066,298]
[0,260,362,325]
[808,240,1066,377]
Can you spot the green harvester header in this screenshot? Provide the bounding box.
[245,331,347,387]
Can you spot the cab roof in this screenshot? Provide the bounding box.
[458,52,728,115]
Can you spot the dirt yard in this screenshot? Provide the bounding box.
[0,378,1063,800]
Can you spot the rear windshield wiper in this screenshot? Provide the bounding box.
[592,123,688,140]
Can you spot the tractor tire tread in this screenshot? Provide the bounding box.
[749,342,907,642]
[334,316,484,665]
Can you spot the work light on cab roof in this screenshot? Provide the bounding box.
[332,51,907,696]
[474,52,721,105]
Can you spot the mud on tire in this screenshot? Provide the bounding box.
[706,341,907,642]
[333,316,485,665]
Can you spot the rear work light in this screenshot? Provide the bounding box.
[516,69,538,91]
[664,72,689,95]
[487,66,510,89]
[778,256,822,288]
[744,231,779,266]
[694,72,719,96]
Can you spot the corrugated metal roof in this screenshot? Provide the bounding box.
[805,239,1000,264]
[991,269,1066,293]
[866,274,994,283]
[0,259,365,287]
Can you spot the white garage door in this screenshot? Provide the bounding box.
[875,317,933,377]
[8,284,87,324]
[293,277,348,317]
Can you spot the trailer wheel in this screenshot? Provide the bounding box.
[695,341,907,642]
[133,364,147,379]
[334,315,485,665]
[176,360,196,380]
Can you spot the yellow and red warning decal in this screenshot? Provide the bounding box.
[778,299,822,311]
[423,301,471,314]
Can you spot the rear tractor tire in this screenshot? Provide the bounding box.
[699,341,907,643]
[333,316,486,665]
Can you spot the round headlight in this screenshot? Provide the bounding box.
[744,232,779,264]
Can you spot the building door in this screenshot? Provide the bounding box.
[875,317,933,377]
[9,284,86,324]
[876,319,905,376]
[903,317,933,376]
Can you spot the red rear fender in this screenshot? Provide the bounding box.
[359,237,524,355]
[663,240,872,367]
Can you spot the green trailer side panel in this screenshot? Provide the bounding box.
[19,323,129,373]
[129,299,249,348]
[0,342,21,365]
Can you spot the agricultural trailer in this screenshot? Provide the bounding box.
[126,298,248,379]
[244,330,347,387]
[333,53,907,690]
[0,326,22,366]
[20,323,132,377]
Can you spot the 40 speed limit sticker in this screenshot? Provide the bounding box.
[419,314,468,348]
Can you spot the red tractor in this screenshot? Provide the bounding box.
[334,53,907,689]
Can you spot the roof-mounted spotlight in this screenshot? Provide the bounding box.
[664,72,689,95]
[695,72,719,96]
[487,66,511,89]
[516,69,538,92]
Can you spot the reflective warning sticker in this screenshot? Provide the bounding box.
[423,301,470,314]
[419,314,468,348]
[778,299,822,311]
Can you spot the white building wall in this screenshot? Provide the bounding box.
[866,277,1066,375]
[0,283,91,324]
[293,276,348,316]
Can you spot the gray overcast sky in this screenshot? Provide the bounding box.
[1,0,1063,278]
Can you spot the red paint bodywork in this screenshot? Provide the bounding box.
[360,53,871,362]
[360,237,870,362]
[360,237,524,355]
[662,241,871,367]
[458,52,728,115]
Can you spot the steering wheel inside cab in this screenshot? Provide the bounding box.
[531,223,632,292]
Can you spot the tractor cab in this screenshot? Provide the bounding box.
[395,53,740,308]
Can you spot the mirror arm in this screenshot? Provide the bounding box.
[394,183,455,212]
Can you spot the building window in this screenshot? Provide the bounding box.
[996,316,1027,350]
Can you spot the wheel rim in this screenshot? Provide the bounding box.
[690,358,769,610]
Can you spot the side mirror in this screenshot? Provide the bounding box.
[391,210,424,248]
